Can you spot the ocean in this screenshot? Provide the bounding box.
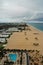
[27,23,43,31]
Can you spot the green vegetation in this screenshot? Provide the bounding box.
[0,45,4,50]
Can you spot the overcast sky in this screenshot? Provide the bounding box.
[0,0,43,22]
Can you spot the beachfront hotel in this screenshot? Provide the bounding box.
[0,23,43,65]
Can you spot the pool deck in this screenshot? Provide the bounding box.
[1,49,42,65]
[1,50,27,65]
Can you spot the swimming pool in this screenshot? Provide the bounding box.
[9,54,17,62]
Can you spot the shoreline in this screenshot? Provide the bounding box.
[28,24,43,33]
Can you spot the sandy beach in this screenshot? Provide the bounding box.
[5,25,43,55]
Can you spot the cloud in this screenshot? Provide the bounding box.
[30,11,43,21]
[0,0,43,22]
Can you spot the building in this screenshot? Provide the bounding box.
[0,38,7,44]
[0,34,10,38]
[2,32,12,35]
[6,27,19,32]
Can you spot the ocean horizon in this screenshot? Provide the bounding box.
[27,23,43,31]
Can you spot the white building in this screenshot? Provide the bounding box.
[6,27,19,32]
[2,32,12,35]
[0,38,7,44]
[0,34,10,38]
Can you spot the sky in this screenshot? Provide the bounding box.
[0,0,43,22]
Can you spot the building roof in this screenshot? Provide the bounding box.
[2,32,12,35]
[0,38,7,43]
[6,27,19,32]
[0,34,9,38]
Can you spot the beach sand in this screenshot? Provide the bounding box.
[5,26,43,55]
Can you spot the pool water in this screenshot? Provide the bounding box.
[9,54,17,62]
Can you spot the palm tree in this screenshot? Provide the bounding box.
[30,63,33,65]
[31,59,34,62]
